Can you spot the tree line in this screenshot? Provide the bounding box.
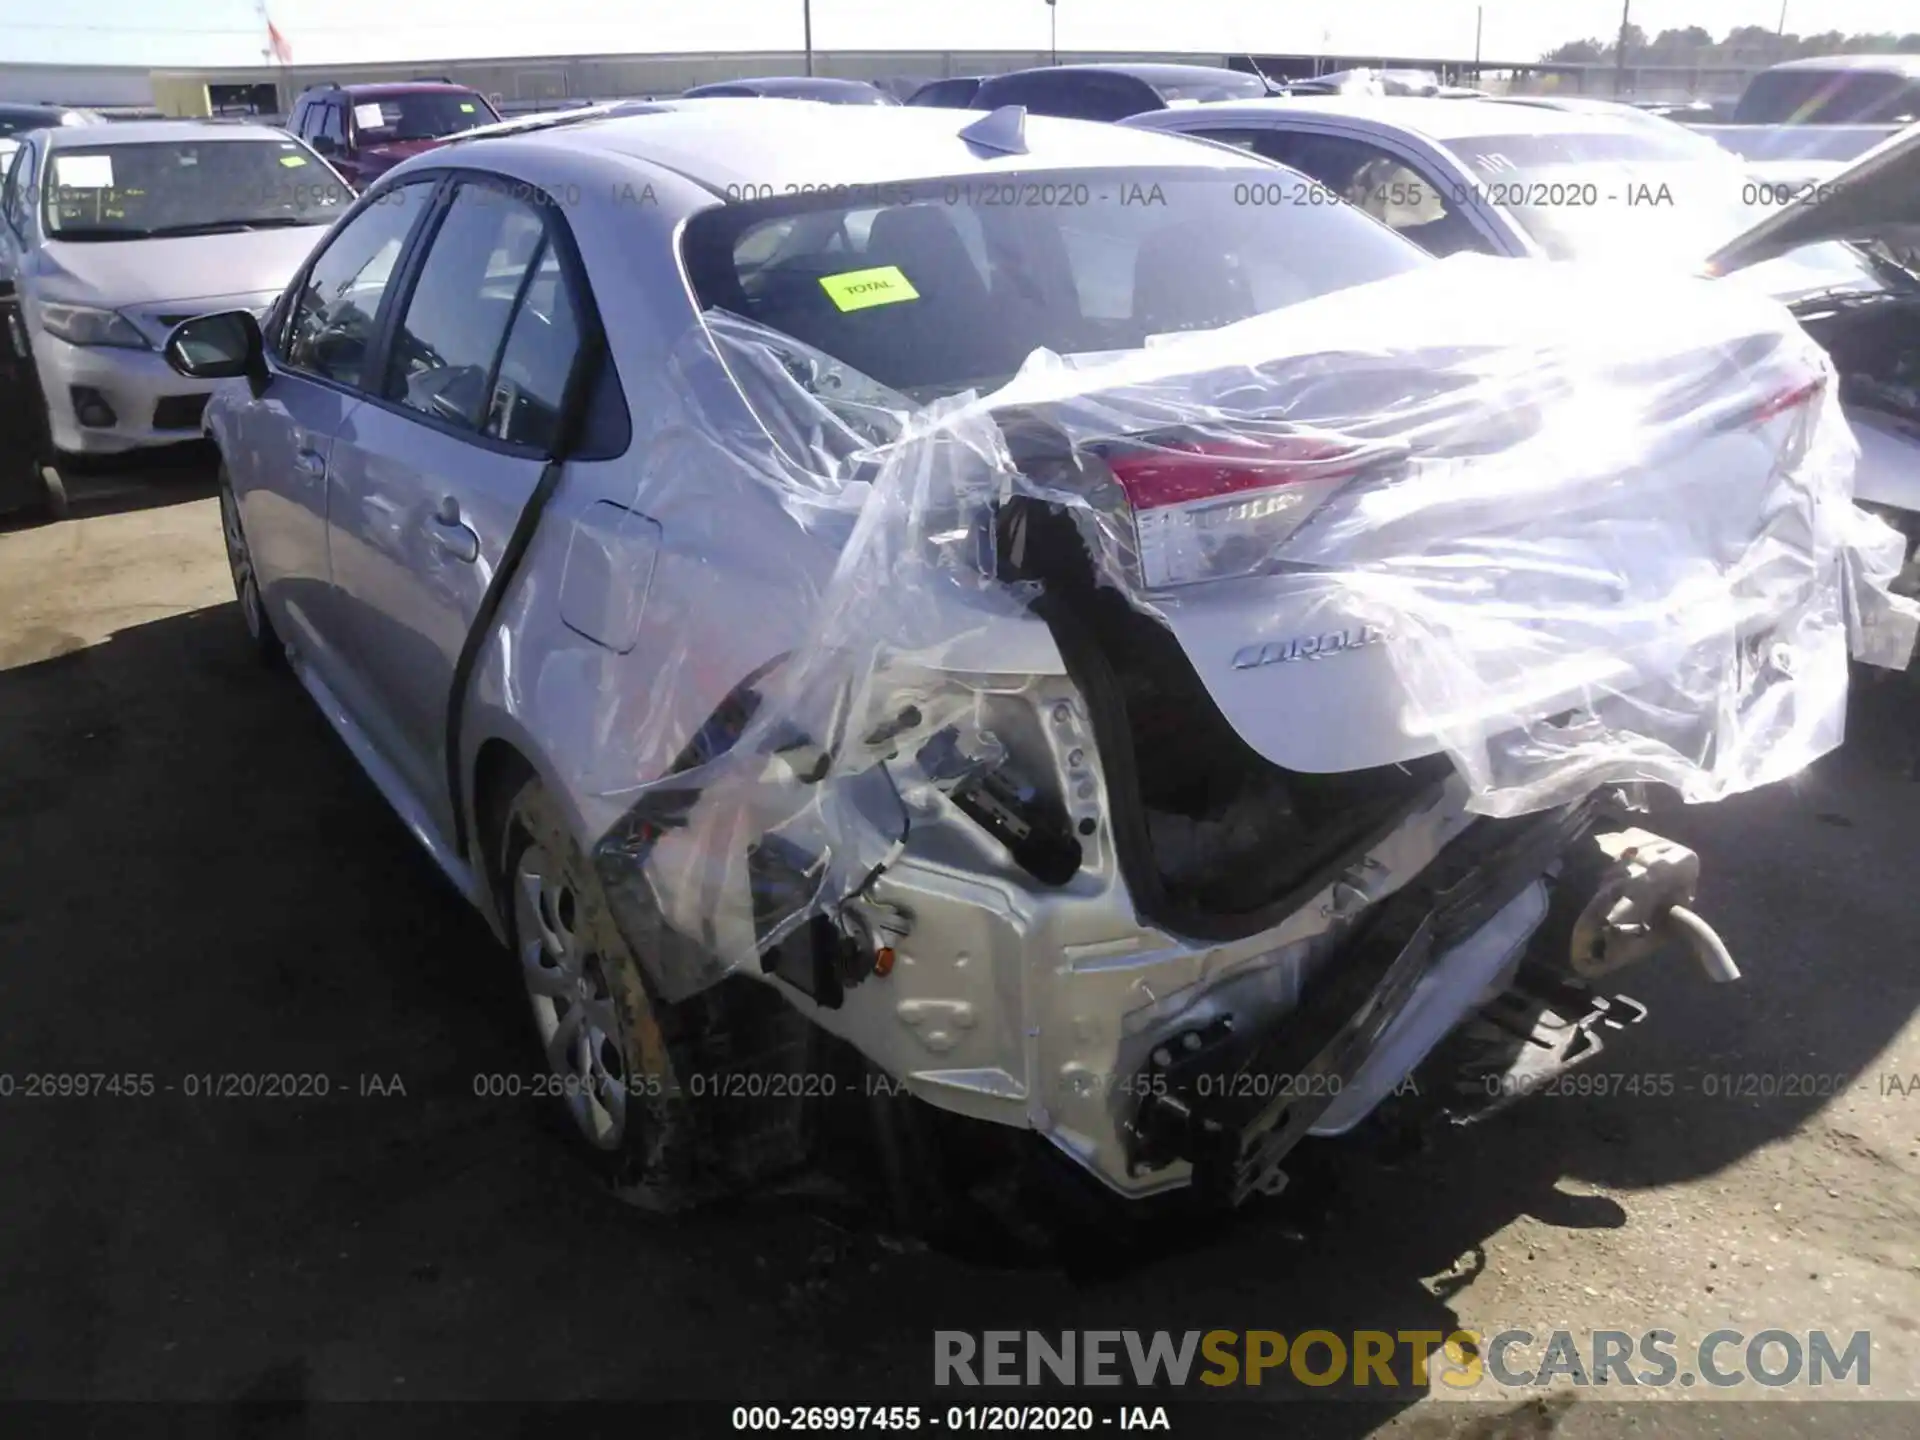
[1544,25,1920,65]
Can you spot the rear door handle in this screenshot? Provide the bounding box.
[293,447,326,479]
[427,496,480,564]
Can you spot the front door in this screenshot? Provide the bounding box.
[324,179,585,835]
[235,180,438,674]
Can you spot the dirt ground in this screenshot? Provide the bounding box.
[3,461,1920,1433]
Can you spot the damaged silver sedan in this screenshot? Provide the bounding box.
[162,102,1915,1213]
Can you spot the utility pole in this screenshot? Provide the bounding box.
[804,0,814,77]
[1047,0,1058,67]
[1613,0,1632,98]
[1473,5,1483,71]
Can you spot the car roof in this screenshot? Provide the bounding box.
[448,99,1262,194]
[1129,94,1647,142]
[687,76,887,98]
[1762,53,1920,76]
[42,118,295,147]
[990,62,1262,88]
[322,81,481,98]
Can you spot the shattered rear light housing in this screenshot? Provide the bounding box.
[1098,433,1382,589]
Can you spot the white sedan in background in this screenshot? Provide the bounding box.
[1124,96,1920,581]
[0,119,347,509]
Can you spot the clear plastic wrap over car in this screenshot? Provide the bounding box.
[587,250,1918,1003]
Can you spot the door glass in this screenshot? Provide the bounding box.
[4,143,35,233]
[285,181,432,387]
[384,185,544,431]
[484,242,581,451]
[1266,132,1483,257]
[1189,129,1263,152]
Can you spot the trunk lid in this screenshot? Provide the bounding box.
[1708,121,1920,274]
[989,258,1846,786]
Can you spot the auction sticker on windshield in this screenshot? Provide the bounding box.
[819,265,920,312]
[53,155,113,189]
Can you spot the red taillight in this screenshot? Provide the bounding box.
[1102,436,1375,510]
[1746,375,1825,426]
[1094,432,1384,588]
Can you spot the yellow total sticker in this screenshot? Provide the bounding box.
[280,155,308,168]
[819,265,920,313]
[460,102,476,113]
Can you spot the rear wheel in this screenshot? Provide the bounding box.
[499,777,703,1208]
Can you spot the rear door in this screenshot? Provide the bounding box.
[323,176,585,834]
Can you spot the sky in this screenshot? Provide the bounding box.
[1,0,1917,72]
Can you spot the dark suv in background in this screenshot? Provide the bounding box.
[968,63,1275,121]
[287,81,500,189]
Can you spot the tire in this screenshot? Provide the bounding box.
[39,463,68,522]
[216,463,283,667]
[498,777,705,1209]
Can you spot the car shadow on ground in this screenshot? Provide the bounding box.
[0,443,217,535]
[1,597,1916,1418]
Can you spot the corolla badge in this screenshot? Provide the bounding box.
[1232,624,1388,669]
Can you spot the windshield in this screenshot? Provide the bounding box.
[682,166,1428,449]
[41,139,348,239]
[1155,72,1270,104]
[1734,68,1920,125]
[1448,129,1897,302]
[350,91,497,142]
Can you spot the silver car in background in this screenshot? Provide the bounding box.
[0,120,348,467]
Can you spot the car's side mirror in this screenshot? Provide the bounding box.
[309,135,339,157]
[165,310,269,398]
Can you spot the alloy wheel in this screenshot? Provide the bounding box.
[513,839,631,1149]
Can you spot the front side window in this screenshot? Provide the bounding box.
[284,182,435,387]
[41,140,350,240]
[348,91,497,144]
[2,141,35,234]
[313,103,346,148]
[384,184,555,433]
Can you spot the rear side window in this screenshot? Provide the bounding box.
[977,73,1158,121]
[380,181,587,450]
[485,245,582,450]
[285,182,434,386]
[681,166,1427,402]
[384,185,546,430]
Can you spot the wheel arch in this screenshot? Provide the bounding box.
[471,736,540,914]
